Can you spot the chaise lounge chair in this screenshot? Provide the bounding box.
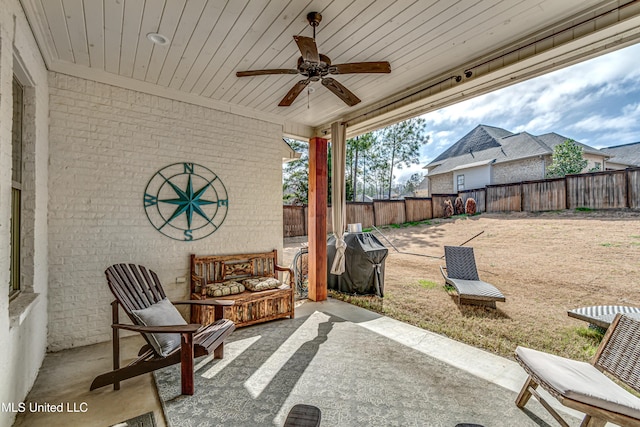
[90,263,235,395]
[440,246,505,308]
[515,314,640,427]
[567,304,640,330]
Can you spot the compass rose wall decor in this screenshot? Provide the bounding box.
[144,162,228,241]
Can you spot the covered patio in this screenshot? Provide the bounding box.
[13,298,582,426]
[3,1,640,426]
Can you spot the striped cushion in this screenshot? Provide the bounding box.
[568,305,640,328]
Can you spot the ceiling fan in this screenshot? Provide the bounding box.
[236,12,391,107]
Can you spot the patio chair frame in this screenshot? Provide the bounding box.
[515,314,640,427]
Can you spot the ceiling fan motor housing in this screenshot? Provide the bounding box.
[297,54,331,80]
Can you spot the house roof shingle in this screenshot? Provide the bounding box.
[431,125,512,163]
[535,132,602,156]
[425,125,606,176]
[600,142,640,167]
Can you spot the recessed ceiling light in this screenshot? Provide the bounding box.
[146,32,170,46]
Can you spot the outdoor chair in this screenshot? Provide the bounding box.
[567,304,640,330]
[440,246,505,308]
[515,314,640,427]
[90,263,235,395]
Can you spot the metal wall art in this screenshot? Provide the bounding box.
[144,162,228,241]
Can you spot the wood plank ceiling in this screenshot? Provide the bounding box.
[20,0,640,139]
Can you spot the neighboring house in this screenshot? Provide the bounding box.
[413,178,430,197]
[600,142,640,169]
[423,125,612,195]
[282,138,302,163]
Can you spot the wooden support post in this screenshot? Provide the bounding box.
[308,136,328,302]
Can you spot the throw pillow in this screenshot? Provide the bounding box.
[131,298,187,357]
[205,280,245,297]
[242,277,281,292]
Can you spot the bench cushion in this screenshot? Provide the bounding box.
[205,281,245,297]
[516,346,640,419]
[242,277,281,292]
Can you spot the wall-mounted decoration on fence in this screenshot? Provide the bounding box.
[143,162,228,241]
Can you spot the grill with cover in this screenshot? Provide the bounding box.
[327,232,388,297]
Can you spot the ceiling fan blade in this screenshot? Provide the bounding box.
[330,62,391,74]
[322,78,361,107]
[279,79,311,106]
[236,69,299,77]
[293,35,320,62]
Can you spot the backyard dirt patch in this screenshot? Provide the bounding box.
[284,209,640,361]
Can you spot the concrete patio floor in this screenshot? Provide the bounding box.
[12,298,587,427]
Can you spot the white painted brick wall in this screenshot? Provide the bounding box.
[0,0,50,426]
[48,73,285,351]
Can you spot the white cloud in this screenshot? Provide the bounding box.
[572,114,635,132]
[393,163,425,184]
[515,112,563,133]
[448,45,638,119]
[571,102,640,132]
[435,130,454,138]
[416,42,640,160]
[622,102,640,116]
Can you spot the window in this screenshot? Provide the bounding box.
[10,76,23,297]
[457,174,465,191]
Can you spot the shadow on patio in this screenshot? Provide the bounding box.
[13,299,581,427]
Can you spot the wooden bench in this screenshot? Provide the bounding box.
[190,250,294,328]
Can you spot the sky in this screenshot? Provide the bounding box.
[394,42,640,183]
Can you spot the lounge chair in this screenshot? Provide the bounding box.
[90,263,235,395]
[440,246,505,308]
[515,314,640,427]
[567,305,640,330]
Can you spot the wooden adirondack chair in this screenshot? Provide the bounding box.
[90,263,235,395]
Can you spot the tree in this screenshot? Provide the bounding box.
[346,132,376,201]
[546,139,588,178]
[378,118,429,198]
[282,139,309,205]
[402,172,425,194]
[281,139,332,205]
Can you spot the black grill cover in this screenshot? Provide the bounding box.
[327,232,388,297]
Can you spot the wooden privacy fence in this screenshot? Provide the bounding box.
[521,178,566,211]
[566,170,628,209]
[283,198,432,237]
[405,197,434,222]
[283,205,306,237]
[374,200,406,226]
[284,167,640,237]
[486,184,522,212]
